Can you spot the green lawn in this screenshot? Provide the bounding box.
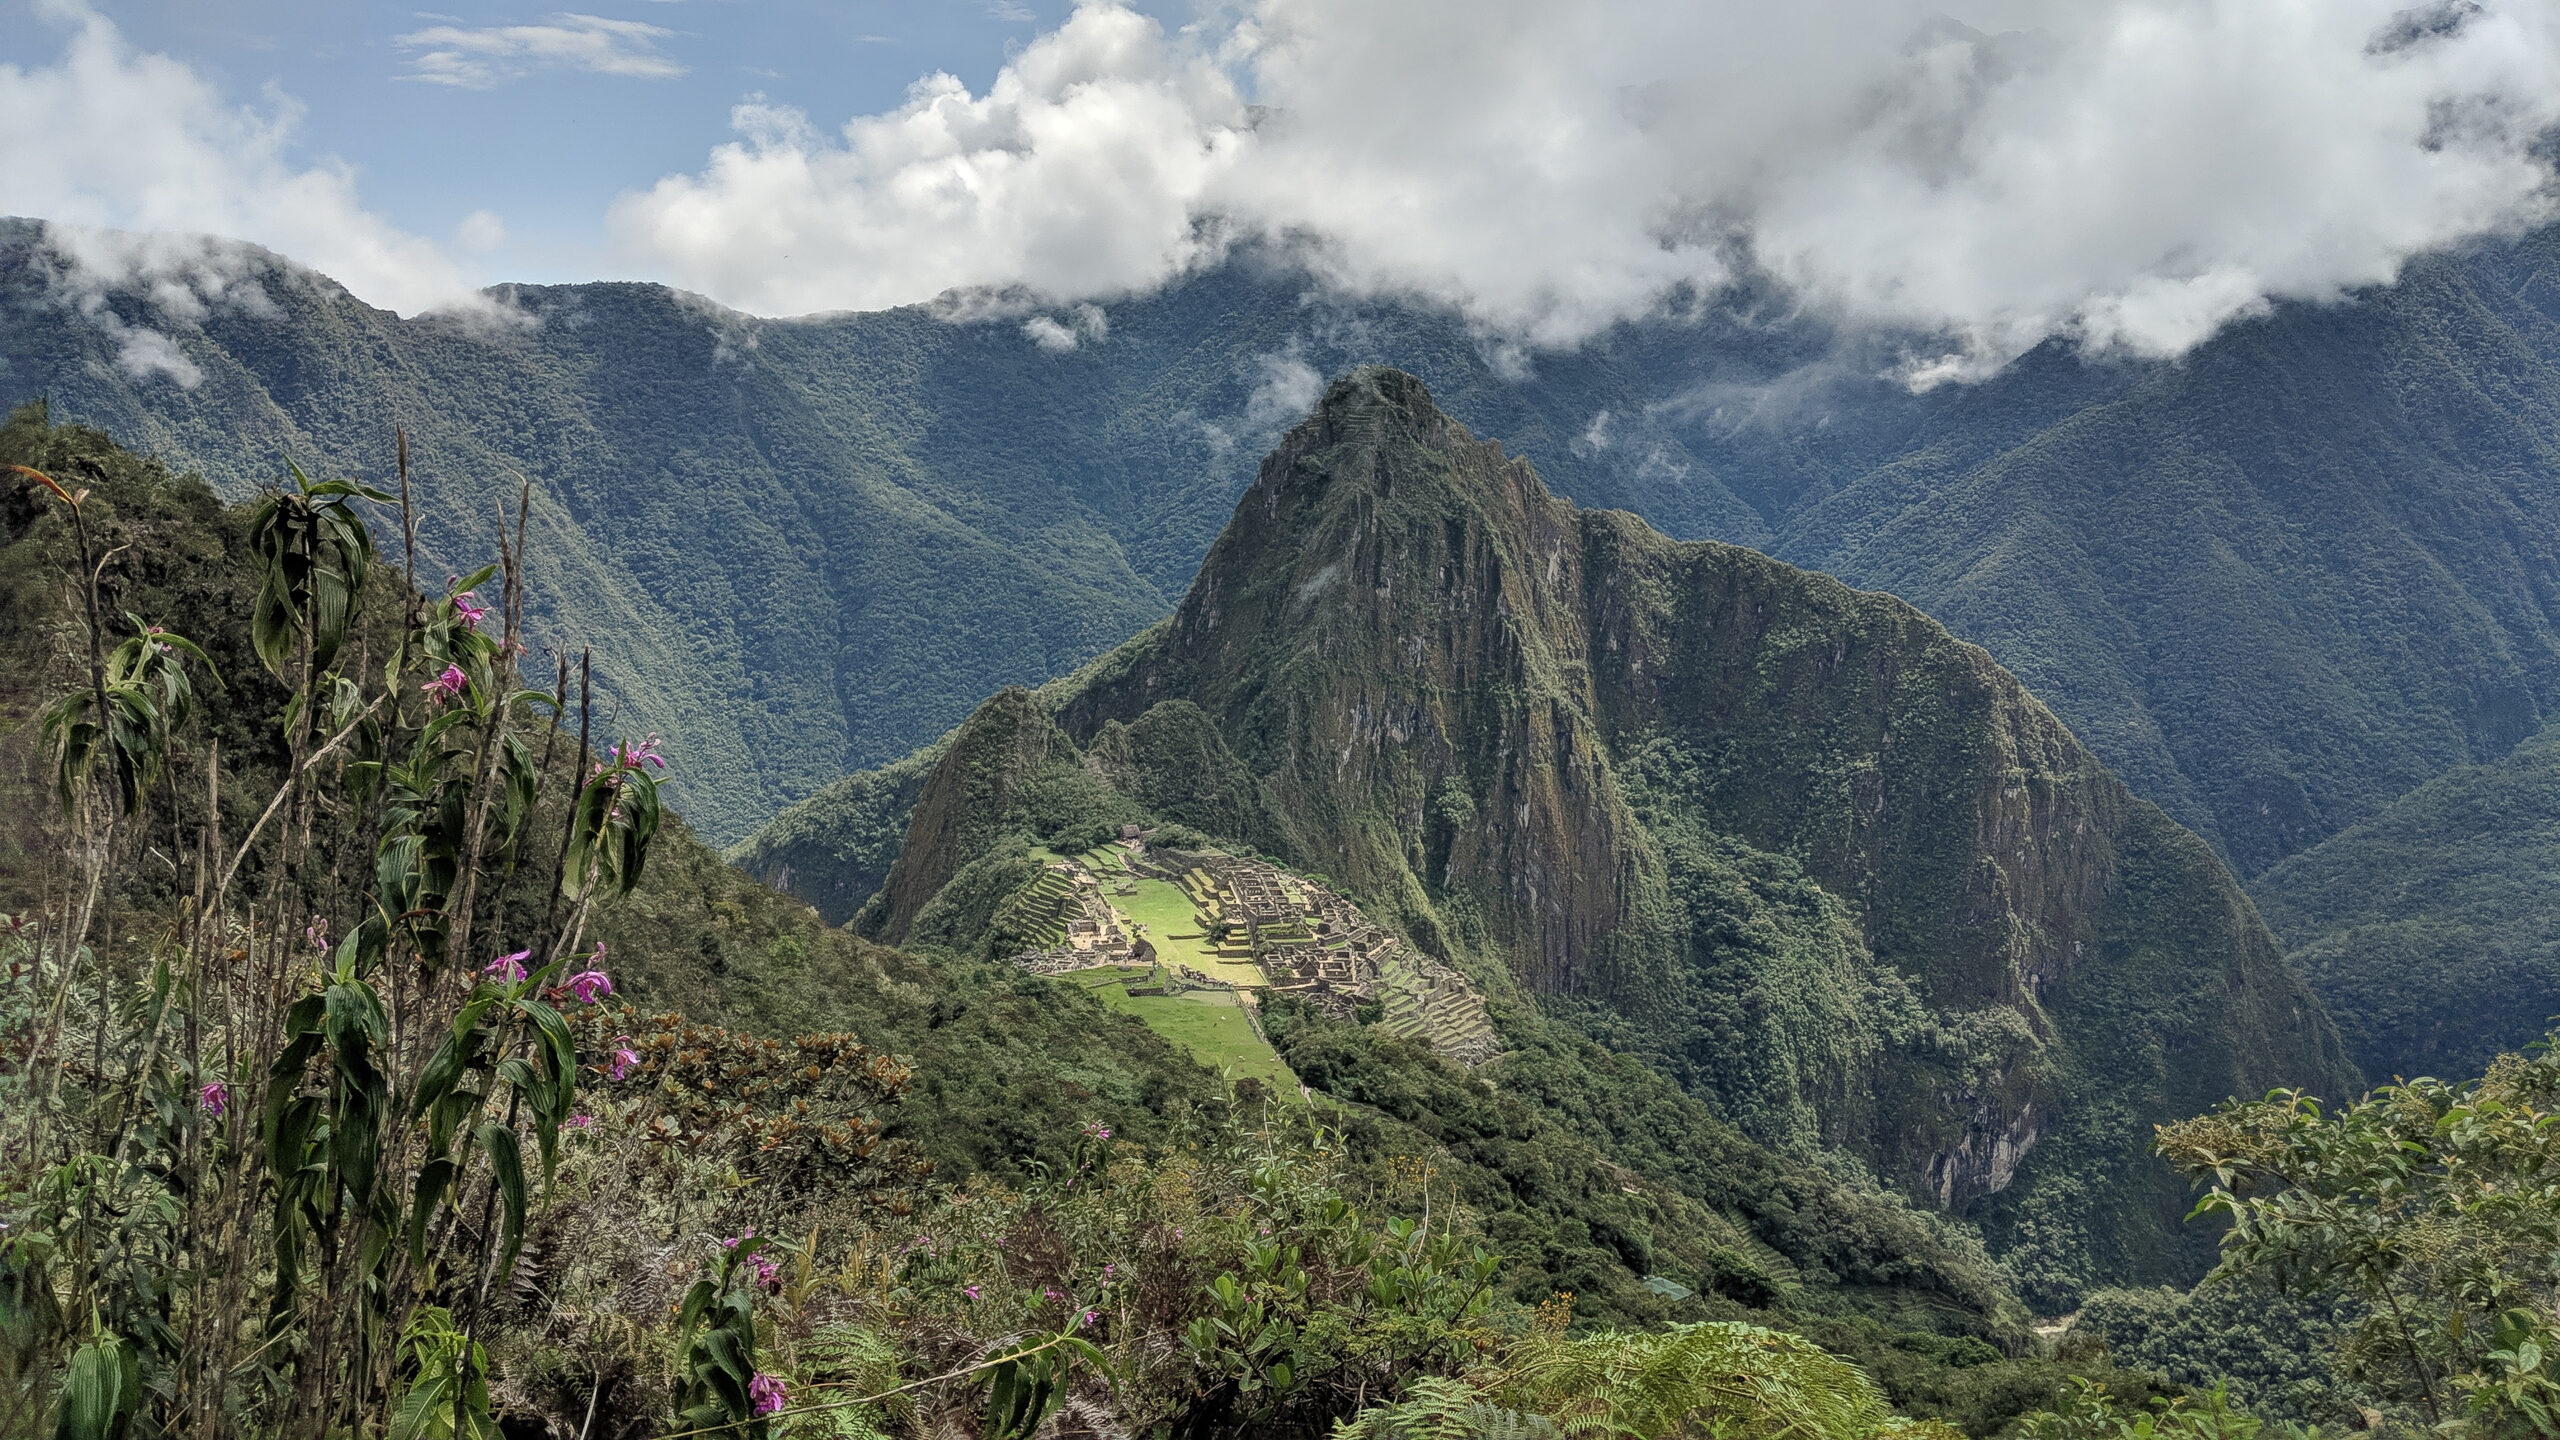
[1068,967,1297,1090]
[1070,849,1265,985]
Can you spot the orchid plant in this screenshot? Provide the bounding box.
[3,439,667,1440]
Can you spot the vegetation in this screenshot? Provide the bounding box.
[1079,970,1297,1090]
[0,410,2130,1438]
[20,220,2560,876]
[2158,1033,2560,1434]
[2251,727,2560,1084]
[829,369,2355,1310]
[2,406,681,1434]
[16,235,2560,1434]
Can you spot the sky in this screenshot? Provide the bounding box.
[6,0,2560,379]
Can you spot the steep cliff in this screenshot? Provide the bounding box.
[863,369,2358,1299]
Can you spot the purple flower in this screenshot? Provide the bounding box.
[451,591,491,627]
[1080,1120,1111,1141]
[569,1114,595,1129]
[1083,1308,1099,1326]
[198,1082,228,1117]
[607,1039,640,1082]
[965,1285,981,1300]
[304,917,330,952]
[609,733,668,773]
[422,664,468,706]
[483,950,529,983]
[559,969,612,1004]
[747,1373,786,1416]
[750,1253,780,1288]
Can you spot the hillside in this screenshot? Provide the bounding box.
[0,221,1756,842]
[2252,726,2560,1085]
[833,369,2359,1306]
[15,220,2560,875]
[0,402,2071,1416]
[1763,234,2560,878]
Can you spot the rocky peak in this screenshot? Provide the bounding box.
[894,370,2355,1286]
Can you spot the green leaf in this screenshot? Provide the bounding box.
[408,1157,458,1266]
[474,1121,529,1283]
[53,1333,134,1440]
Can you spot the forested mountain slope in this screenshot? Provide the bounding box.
[2252,726,2560,1086]
[1759,236,2560,877]
[0,220,1750,841]
[0,404,2052,1392]
[12,218,2560,870]
[839,369,2357,1303]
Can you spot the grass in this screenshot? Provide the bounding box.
[1068,965,1298,1090]
[1070,847,1267,985]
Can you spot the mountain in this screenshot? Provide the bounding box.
[0,402,2051,1386]
[837,368,2359,1305]
[13,219,2560,873]
[1755,238,2560,879]
[2251,727,2560,1085]
[0,220,1758,843]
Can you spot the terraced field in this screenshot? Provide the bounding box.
[1026,845,1493,1066]
[1068,965,1297,1090]
[1373,954,1499,1063]
[1073,849,1266,984]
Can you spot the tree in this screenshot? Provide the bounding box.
[2156,1037,2560,1436]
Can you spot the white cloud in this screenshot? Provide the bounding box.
[456,209,508,253]
[1243,349,1321,429]
[397,13,685,89]
[611,4,1249,315]
[614,0,2560,372]
[1022,301,1108,349]
[0,1,482,317]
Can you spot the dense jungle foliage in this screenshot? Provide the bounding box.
[2251,727,2560,1085]
[9,342,2559,1435]
[13,219,2560,877]
[835,371,2354,1321]
[1,410,2292,1439]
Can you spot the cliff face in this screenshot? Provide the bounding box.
[882,369,2358,1294]
[872,687,1072,944]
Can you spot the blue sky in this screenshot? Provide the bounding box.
[6,0,2557,376]
[0,0,1136,282]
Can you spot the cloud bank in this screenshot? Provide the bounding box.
[0,0,474,317]
[397,13,687,90]
[614,0,2560,371]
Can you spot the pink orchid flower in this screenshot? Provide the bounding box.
[198,1082,228,1117]
[559,969,612,1004]
[747,1373,786,1416]
[482,950,530,983]
[422,664,468,705]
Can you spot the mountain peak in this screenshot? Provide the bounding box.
[1032,372,2354,1289]
[1252,364,1558,524]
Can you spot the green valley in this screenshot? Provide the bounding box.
[6,402,2134,1438]
[17,219,2560,887]
[817,369,2357,1312]
[2252,725,2560,1085]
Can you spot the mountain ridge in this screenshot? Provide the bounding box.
[18,217,2560,874]
[850,368,2357,1304]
